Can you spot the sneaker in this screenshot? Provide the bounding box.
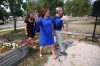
[61,51,67,55]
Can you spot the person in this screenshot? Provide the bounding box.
[24,11,36,49]
[53,7,67,55]
[38,7,57,59]
[33,11,40,33]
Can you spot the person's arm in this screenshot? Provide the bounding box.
[33,12,38,24]
[35,18,38,24]
[65,23,68,31]
[52,24,55,36]
[24,19,28,35]
[25,23,28,35]
[62,21,65,29]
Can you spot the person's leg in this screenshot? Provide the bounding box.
[55,30,64,52]
[55,30,67,55]
[40,46,44,57]
[51,44,57,59]
[30,38,34,44]
[30,38,36,49]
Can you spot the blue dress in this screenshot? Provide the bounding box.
[38,17,54,46]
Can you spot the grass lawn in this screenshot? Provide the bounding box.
[61,33,100,46]
[0,29,50,66]
[64,21,100,34]
[0,29,25,44]
[70,21,100,25]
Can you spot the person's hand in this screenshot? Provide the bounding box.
[26,33,28,35]
[62,24,65,30]
[53,32,56,36]
[62,26,65,29]
[65,28,68,31]
[61,15,68,20]
[33,13,38,23]
[33,12,38,19]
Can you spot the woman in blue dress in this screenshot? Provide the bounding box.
[38,7,57,59]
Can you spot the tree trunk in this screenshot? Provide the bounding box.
[13,15,17,31]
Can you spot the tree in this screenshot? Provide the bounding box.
[23,0,64,16]
[0,0,24,29]
[65,0,92,16]
[5,0,23,31]
[0,0,9,21]
[44,0,64,16]
[48,0,63,16]
[0,7,6,20]
[0,0,4,5]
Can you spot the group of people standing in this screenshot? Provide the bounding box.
[24,7,67,59]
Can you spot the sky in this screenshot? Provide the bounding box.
[23,0,96,3]
[23,0,26,2]
[91,0,96,3]
[64,0,96,3]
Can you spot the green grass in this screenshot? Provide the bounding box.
[0,29,50,66]
[70,21,100,25]
[0,29,25,44]
[61,34,100,46]
[18,46,50,66]
[0,27,18,30]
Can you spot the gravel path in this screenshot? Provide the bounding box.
[44,40,100,66]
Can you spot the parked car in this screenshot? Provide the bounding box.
[0,20,5,25]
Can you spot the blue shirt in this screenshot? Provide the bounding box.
[53,16,63,30]
[33,21,40,33]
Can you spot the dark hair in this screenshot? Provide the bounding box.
[41,7,49,17]
[25,11,33,22]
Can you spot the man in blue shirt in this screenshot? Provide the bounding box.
[53,7,67,55]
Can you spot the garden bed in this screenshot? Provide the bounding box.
[0,29,48,66]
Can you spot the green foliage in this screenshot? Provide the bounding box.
[48,0,64,16]
[0,0,9,20]
[24,0,64,16]
[65,0,92,16]
[7,0,23,17]
[0,0,4,5]
[0,7,5,19]
[0,0,24,20]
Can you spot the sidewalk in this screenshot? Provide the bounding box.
[44,40,100,66]
[0,21,24,29]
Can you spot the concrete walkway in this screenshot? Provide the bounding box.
[44,40,100,66]
[0,21,24,29]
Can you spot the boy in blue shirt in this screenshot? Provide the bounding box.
[53,7,67,55]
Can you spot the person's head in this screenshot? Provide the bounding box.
[41,7,50,18]
[27,11,33,19]
[56,7,63,16]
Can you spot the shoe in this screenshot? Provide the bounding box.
[40,53,43,58]
[33,45,36,49]
[52,55,58,59]
[61,51,67,55]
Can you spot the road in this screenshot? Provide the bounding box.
[0,21,24,29]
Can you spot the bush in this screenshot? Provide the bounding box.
[0,20,4,25]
